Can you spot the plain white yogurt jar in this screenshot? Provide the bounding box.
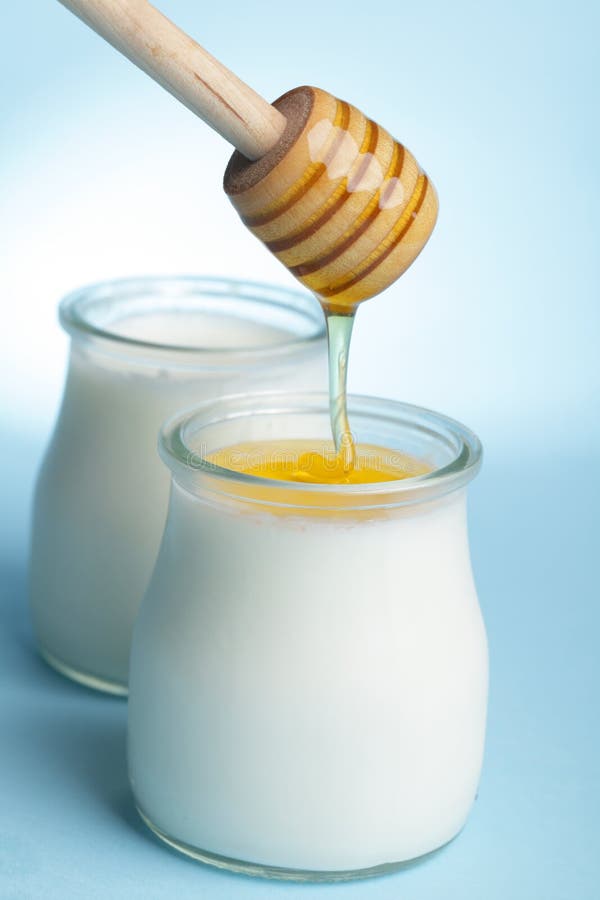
[128,392,488,881]
[29,278,326,694]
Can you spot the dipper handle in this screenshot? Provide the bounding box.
[57,0,286,160]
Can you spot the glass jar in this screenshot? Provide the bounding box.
[128,392,487,881]
[29,277,326,695]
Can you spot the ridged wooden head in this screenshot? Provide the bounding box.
[224,86,438,313]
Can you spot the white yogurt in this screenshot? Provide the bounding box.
[29,278,326,693]
[110,310,296,347]
[128,393,488,877]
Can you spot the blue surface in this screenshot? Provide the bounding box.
[1,0,599,897]
[1,444,598,899]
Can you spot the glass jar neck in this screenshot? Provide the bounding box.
[160,393,482,513]
[59,276,325,372]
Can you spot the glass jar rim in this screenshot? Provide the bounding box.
[160,392,483,511]
[58,275,326,367]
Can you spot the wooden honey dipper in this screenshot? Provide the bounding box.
[58,0,439,465]
[224,87,438,315]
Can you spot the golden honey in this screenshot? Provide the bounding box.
[207,439,430,486]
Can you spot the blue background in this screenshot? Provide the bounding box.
[1,1,598,897]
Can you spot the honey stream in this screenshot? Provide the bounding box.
[324,309,356,473]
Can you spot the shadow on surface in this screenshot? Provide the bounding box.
[0,555,146,842]
[0,556,112,698]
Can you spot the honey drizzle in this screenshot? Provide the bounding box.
[324,310,356,472]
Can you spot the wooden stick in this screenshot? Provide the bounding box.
[57,0,287,160]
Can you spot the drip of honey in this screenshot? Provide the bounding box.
[207,440,430,486]
[325,311,356,472]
